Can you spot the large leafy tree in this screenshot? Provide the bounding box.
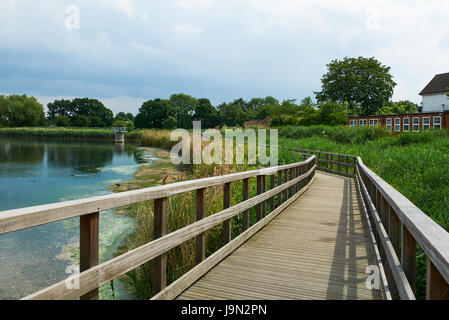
[71,98,113,127]
[315,57,396,116]
[47,98,113,127]
[134,98,172,129]
[193,98,219,128]
[169,94,198,129]
[218,102,246,127]
[0,94,45,127]
[47,99,74,120]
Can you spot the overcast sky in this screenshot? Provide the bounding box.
[1,0,449,114]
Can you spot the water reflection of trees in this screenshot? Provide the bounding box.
[46,143,114,174]
[0,139,139,174]
[0,140,45,163]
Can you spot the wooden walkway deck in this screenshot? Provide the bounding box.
[177,172,385,300]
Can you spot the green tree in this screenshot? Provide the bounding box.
[315,57,396,116]
[135,99,172,129]
[126,113,135,122]
[71,98,113,127]
[113,119,134,131]
[47,99,74,121]
[162,116,178,129]
[0,94,45,127]
[218,102,247,127]
[169,94,198,129]
[47,98,113,127]
[193,98,219,128]
[55,115,71,127]
[376,100,419,115]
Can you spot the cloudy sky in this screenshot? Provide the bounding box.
[1,0,449,114]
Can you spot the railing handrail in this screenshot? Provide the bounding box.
[357,156,449,285]
[0,157,315,235]
[293,148,357,159]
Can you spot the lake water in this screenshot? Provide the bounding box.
[0,138,158,300]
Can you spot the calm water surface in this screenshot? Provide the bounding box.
[0,138,158,299]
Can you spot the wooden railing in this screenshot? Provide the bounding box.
[0,156,316,300]
[293,148,357,178]
[292,148,449,300]
[357,157,449,300]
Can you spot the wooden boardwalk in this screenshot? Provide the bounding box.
[178,172,385,300]
[7,151,448,300]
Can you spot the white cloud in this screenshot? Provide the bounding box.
[173,0,218,10]
[173,23,203,36]
[113,0,135,21]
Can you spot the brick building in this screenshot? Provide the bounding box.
[348,73,449,132]
[349,111,449,132]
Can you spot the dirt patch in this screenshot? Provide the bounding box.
[108,147,186,192]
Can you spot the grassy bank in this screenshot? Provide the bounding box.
[276,125,449,299]
[0,127,114,140]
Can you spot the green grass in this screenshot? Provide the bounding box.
[277,125,449,299]
[0,127,114,139]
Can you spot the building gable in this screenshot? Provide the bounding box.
[419,72,449,95]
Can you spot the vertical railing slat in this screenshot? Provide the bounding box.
[426,258,449,299]
[222,182,232,245]
[153,197,167,294]
[242,178,250,231]
[402,225,416,294]
[277,170,282,207]
[270,174,275,212]
[195,188,206,265]
[80,211,99,300]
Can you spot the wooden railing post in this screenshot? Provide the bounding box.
[289,168,294,198]
[80,212,99,300]
[426,258,449,299]
[195,188,206,265]
[242,178,250,231]
[262,175,266,217]
[402,225,416,294]
[153,197,167,294]
[277,170,282,206]
[222,182,232,245]
[389,206,401,257]
[270,174,275,212]
[283,169,288,201]
[294,166,299,193]
[345,156,349,174]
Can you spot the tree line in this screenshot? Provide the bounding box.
[0,57,420,129]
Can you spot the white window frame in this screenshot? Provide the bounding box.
[433,116,442,129]
[386,118,392,131]
[423,117,430,130]
[369,119,378,126]
[350,120,357,127]
[359,119,367,127]
[403,118,410,132]
[412,117,420,132]
[394,118,401,132]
